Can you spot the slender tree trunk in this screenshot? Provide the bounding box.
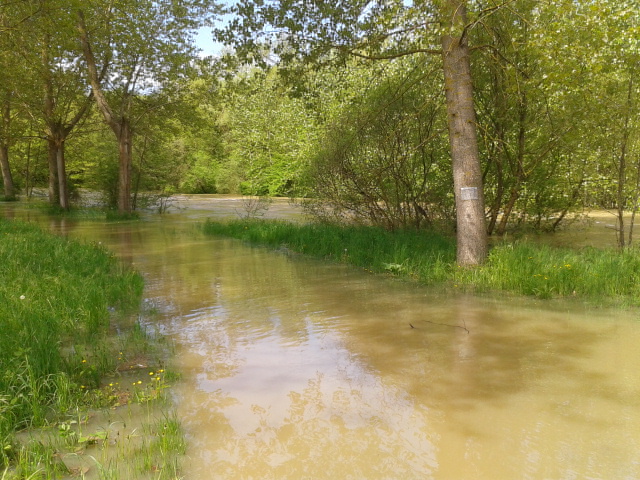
[486,155,503,235]
[440,0,488,266]
[628,155,640,246]
[46,128,70,210]
[617,157,626,249]
[117,119,132,214]
[495,91,527,236]
[485,62,507,236]
[0,98,15,200]
[43,33,62,208]
[616,74,633,248]
[496,187,520,236]
[25,132,33,197]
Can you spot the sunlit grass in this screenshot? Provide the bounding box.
[0,218,185,478]
[204,218,640,306]
[458,242,640,304]
[1,219,142,436]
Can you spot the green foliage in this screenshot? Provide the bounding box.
[218,0,436,68]
[3,0,640,239]
[214,0,640,238]
[72,125,121,207]
[471,0,640,234]
[179,151,219,194]
[221,69,319,196]
[304,57,454,230]
[0,219,143,448]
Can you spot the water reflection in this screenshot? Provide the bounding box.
[2,200,639,479]
[173,306,439,479]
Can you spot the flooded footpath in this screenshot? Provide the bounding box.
[3,197,640,479]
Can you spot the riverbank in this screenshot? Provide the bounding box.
[203,219,640,307]
[0,218,183,479]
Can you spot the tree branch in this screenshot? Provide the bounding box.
[77,9,117,133]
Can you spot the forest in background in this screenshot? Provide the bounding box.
[1,0,639,249]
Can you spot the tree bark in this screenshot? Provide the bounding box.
[0,144,15,201]
[440,0,488,265]
[0,97,15,200]
[47,138,59,204]
[56,136,69,210]
[45,124,70,210]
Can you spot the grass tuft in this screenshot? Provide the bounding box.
[457,241,640,304]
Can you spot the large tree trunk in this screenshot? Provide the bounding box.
[0,98,15,200]
[46,124,70,210]
[440,0,488,266]
[56,138,69,210]
[47,138,59,205]
[0,144,15,200]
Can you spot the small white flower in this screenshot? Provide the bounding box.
[19,295,25,300]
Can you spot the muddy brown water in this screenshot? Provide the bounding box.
[2,197,640,479]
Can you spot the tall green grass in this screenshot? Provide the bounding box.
[203,219,640,306]
[0,219,144,459]
[458,242,640,303]
[203,219,457,284]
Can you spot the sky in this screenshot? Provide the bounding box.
[195,1,236,57]
[195,27,221,56]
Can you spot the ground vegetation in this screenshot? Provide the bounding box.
[0,218,183,478]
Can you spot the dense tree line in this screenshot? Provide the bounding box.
[1,0,639,255]
[0,0,216,213]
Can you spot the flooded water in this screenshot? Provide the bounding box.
[2,198,640,479]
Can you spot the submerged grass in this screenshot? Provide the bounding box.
[204,218,640,306]
[204,219,456,284]
[0,218,184,479]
